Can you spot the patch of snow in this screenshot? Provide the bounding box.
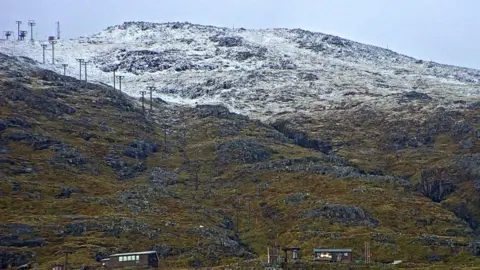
[1,21,479,121]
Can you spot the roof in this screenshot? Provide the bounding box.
[313,248,352,253]
[100,258,110,262]
[110,251,157,257]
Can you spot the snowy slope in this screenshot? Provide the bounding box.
[1,21,479,121]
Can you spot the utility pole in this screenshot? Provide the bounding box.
[28,20,35,42]
[83,61,89,87]
[364,242,371,264]
[15,21,21,40]
[116,75,125,92]
[76,59,84,80]
[140,90,147,113]
[41,44,47,64]
[163,124,169,154]
[62,64,68,76]
[146,86,156,112]
[113,70,116,90]
[247,198,252,232]
[56,21,61,40]
[234,190,240,234]
[4,31,13,40]
[63,250,73,270]
[49,39,57,64]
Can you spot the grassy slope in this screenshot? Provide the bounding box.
[1,57,480,269]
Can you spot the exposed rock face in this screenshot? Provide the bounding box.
[450,203,479,233]
[59,218,157,239]
[2,133,61,151]
[150,167,179,185]
[0,118,30,132]
[0,250,36,269]
[193,105,248,120]
[300,203,379,227]
[51,145,88,166]
[2,82,76,119]
[216,139,274,165]
[123,139,160,159]
[105,153,147,180]
[0,223,45,248]
[117,184,179,214]
[416,168,456,203]
[187,226,254,263]
[272,121,332,154]
[456,155,480,195]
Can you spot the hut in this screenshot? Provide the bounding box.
[313,248,353,263]
[103,251,159,268]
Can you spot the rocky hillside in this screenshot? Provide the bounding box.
[0,21,479,122]
[2,21,480,269]
[1,48,480,269]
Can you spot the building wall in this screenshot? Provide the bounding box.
[314,252,352,263]
[345,252,352,262]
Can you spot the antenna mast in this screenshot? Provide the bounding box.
[28,20,35,42]
[15,21,22,40]
[56,21,61,40]
[49,39,57,64]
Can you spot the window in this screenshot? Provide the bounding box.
[320,252,332,258]
[117,255,142,262]
[344,253,349,256]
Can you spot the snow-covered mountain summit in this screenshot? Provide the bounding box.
[1,21,479,121]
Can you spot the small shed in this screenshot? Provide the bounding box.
[313,248,352,263]
[103,251,159,268]
[281,247,301,263]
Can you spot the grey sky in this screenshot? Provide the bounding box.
[1,0,479,69]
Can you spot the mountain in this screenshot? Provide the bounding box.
[1,21,479,121]
[1,22,480,269]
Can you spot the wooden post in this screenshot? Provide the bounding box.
[267,247,270,264]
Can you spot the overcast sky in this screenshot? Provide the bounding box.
[1,0,479,69]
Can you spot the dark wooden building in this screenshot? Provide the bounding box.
[102,251,159,268]
[313,248,353,263]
